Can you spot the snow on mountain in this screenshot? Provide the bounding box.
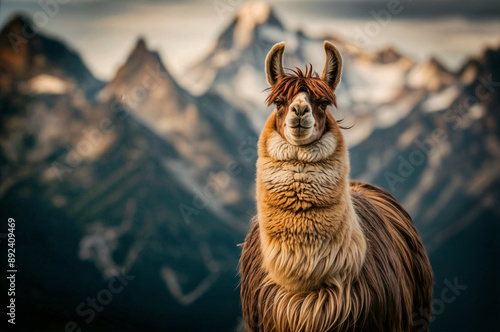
[349,45,500,331]
[99,38,197,135]
[407,57,457,91]
[24,74,72,94]
[99,36,259,237]
[0,17,248,331]
[1,6,499,331]
[0,15,104,96]
[187,2,460,148]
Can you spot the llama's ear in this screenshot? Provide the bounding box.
[321,41,343,91]
[265,41,285,87]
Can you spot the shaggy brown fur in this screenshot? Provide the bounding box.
[265,66,337,108]
[240,41,433,332]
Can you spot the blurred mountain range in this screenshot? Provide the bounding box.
[0,2,499,331]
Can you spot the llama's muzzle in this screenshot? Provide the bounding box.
[284,92,315,144]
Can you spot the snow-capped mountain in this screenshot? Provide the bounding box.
[0,15,248,332]
[0,14,104,96]
[188,1,458,147]
[100,37,259,234]
[0,4,498,332]
[350,45,500,330]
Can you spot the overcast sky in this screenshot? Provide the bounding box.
[1,0,499,82]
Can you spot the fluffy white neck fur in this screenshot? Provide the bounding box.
[257,125,367,291]
[267,131,337,163]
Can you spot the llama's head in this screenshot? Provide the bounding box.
[265,41,343,146]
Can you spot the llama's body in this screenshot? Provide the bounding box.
[240,41,433,332]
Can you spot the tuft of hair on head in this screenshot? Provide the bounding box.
[264,41,353,130]
[265,64,337,108]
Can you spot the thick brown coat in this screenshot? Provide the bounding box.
[241,111,433,332]
[240,41,433,332]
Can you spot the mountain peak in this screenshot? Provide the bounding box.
[0,13,33,35]
[134,37,148,52]
[232,1,283,49]
[457,44,500,83]
[407,56,456,91]
[427,56,450,74]
[236,1,272,24]
[128,37,151,62]
[101,37,182,107]
[0,13,34,53]
[0,13,103,95]
[117,37,170,77]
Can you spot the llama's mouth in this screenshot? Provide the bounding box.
[288,116,314,131]
[288,125,313,138]
[290,125,312,130]
[284,109,316,144]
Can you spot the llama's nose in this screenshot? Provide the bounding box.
[291,104,310,117]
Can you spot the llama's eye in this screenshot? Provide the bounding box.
[274,98,284,108]
[319,99,329,110]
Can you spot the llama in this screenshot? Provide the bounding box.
[240,41,433,332]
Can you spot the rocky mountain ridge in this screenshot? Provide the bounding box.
[0,5,499,331]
